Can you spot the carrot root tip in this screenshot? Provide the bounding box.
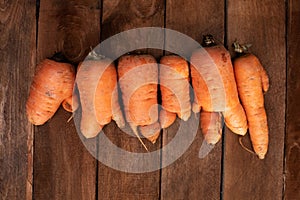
[257,153,265,160]
[130,124,149,152]
[67,114,74,123]
[192,103,200,114]
[180,111,191,121]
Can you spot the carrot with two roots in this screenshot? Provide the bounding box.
[190,35,248,144]
[76,52,125,138]
[26,58,77,125]
[159,55,191,129]
[233,41,269,159]
[118,54,161,149]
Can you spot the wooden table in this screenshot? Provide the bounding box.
[1,0,299,199]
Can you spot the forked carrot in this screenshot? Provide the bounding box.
[76,53,124,138]
[118,54,160,145]
[233,41,269,159]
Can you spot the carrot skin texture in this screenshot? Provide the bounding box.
[159,55,191,128]
[233,53,269,159]
[118,55,160,142]
[26,59,75,125]
[76,59,124,138]
[191,45,248,136]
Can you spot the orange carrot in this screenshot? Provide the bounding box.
[118,54,160,144]
[159,109,177,129]
[233,41,269,159]
[26,59,76,125]
[61,91,79,112]
[200,111,223,144]
[190,35,247,144]
[159,55,191,128]
[139,122,161,143]
[76,54,124,138]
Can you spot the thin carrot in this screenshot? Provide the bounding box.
[26,59,76,125]
[118,54,160,144]
[159,55,191,129]
[190,35,247,144]
[76,53,124,138]
[233,41,269,159]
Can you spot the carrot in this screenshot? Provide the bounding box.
[190,35,247,144]
[139,122,161,143]
[26,58,76,125]
[76,53,125,138]
[118,54,160,145]
[200,111,223,144]
[233,41,269,159]
[61,94,79,113]
[159,109,177,129]
[159,55,191,129]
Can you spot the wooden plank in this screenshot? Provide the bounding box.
[285,0,300,199]
[0,2,36,199]
[101,0,164,59]
[97,0,164,199]
[0,0,35,199]
[161,0,224,199]
[224,0,286,199]
[33,0,100,199]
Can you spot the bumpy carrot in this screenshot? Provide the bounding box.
[26,59,76,125]
[76,54,124,138]
[159,55,191,128]
[233,41,269,159]
[190,35,247,144]
[118,54,160,144]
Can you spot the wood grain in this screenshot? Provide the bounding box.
[101,0,164,59]
[285,0,300,199]
[1,1,298,199]
[97,0,164,199]
[162,0,224,199]
[224,0,286,199]
[33,0,100,199]
[165,0,224,44]
[0,0,36,199]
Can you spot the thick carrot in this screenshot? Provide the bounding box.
[118,54,160,144]
[159,55,191,129]
[190,35,247,144]
[233,42,269,159]
[76,55,124,138]
[26,59,76,125]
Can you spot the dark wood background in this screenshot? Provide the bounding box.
[0,0,299,199]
